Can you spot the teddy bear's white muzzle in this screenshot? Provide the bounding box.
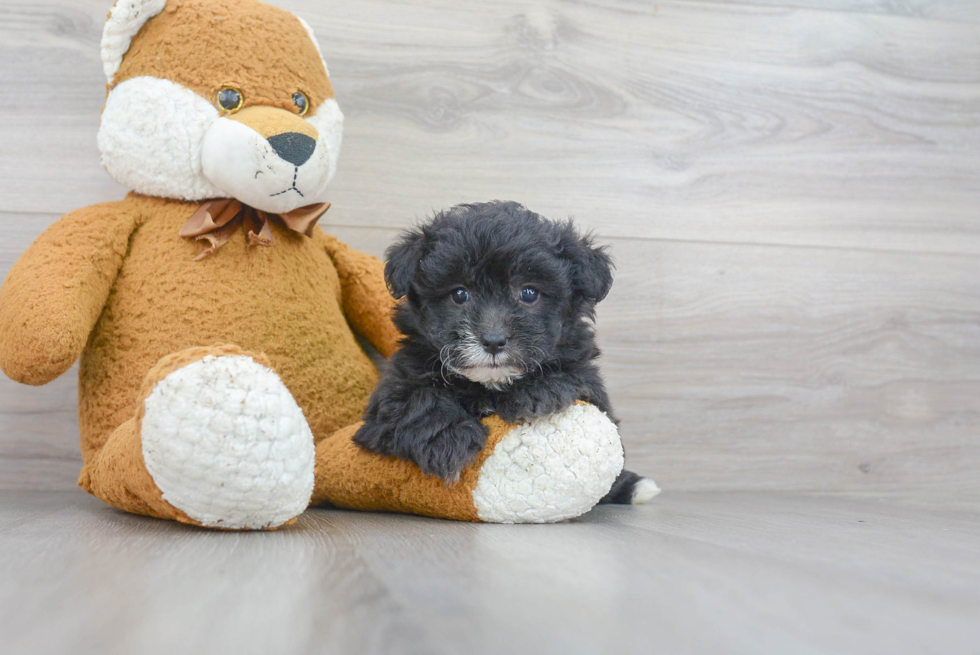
[201,118,333,214]
[99,76,343,209]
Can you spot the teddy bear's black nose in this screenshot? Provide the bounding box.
[267,132,316,167]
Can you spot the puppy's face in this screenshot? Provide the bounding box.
[386,202,613,388]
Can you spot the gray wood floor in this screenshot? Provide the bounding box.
[1,0,979,652]
[2,490,979,655]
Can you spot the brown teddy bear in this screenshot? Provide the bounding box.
[0,0,631,529]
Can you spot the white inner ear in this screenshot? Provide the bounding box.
[101,0,168,82]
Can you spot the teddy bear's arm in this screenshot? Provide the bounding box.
[0,201,141,385]
[317,232,401,357]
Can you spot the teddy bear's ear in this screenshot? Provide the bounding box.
[101,0,168,83]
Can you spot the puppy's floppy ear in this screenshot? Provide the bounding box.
[558,221,614,303]
[384,228,426,299]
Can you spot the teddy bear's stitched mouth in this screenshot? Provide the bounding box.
[269,166,304,198]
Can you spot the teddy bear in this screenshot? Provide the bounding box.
[0,0,629,529]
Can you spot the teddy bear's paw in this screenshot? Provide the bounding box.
[141,354,315,530]
[472,404,625,523]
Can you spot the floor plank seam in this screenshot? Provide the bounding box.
[686,0,980,25]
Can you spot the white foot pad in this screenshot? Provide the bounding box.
[472,404,624,523]
[141,355,315,529]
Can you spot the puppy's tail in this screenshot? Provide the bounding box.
[598,469,661,505]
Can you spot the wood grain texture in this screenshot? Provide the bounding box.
[1,490,978,655]
[1,0,979,252]
[1,0,979,497]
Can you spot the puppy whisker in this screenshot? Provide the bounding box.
[438,343,458,385]
[526,345,547,376]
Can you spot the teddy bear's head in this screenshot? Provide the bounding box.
[98,0,343,214]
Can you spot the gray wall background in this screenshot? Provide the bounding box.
[1,0,978,497]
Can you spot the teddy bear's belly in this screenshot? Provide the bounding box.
[77,213,379,462]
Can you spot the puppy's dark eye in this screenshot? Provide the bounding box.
[216,87,243,113]
[451,288,470,304]
[520,287,539,304]
[293,91,309,116]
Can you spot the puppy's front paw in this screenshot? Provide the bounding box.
[496,384,578,424]
[414,420,488,482]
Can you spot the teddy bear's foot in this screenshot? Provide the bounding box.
[81,345,315,530]
[312,402,624,523]
[470,404,625,522]
[140,349,315,529]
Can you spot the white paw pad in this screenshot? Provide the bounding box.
[141,355,315,529]
[472,404,625,523]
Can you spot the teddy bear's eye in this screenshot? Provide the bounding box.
[293,92,309,116]
[216,87,243,113]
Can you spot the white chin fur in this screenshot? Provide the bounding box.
[100,76,224,201]
[462,365,522,387]
[99,77,343,209]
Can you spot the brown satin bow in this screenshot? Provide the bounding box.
[179,199,330,261]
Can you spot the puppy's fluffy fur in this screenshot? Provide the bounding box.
[354,201,652,504]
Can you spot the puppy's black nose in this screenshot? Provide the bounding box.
[267,132,316,166]
[480,331,508,354]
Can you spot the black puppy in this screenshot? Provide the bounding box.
[354,201,655,504]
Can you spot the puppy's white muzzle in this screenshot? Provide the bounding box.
[452,339,524,388]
